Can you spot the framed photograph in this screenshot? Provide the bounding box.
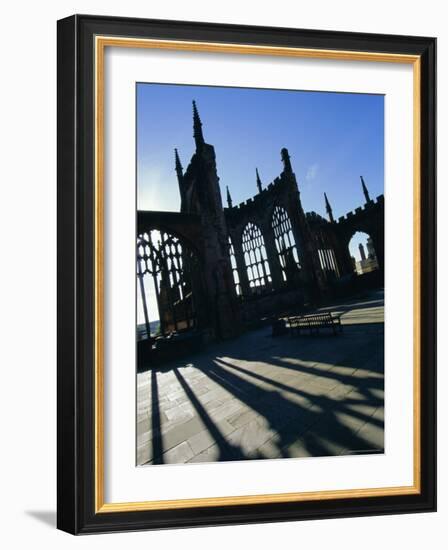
[57,14,436,534]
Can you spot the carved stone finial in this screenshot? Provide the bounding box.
[281,148,292,173]
[174,148,183,182]
[324,192,334,223]
[226,186,233,208]
[192,100,204,149]
[361,175,371,203]
[256,168,263,193]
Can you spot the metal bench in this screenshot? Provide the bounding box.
[287,312,343,336]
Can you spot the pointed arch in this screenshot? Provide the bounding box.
[348,231,379,275]
[137,230,200,336]
[271,205,301,282]
[241,222,271,292]
[228,235,241,295]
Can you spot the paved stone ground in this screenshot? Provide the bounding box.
[137,290,384,466]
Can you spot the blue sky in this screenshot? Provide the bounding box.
[137,83,383,219]
[136,83,384,324]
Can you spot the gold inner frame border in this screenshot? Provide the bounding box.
[94,35,421,513]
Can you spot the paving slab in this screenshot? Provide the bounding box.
[137,291,385,465]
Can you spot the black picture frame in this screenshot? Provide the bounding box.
[57,14,436,534]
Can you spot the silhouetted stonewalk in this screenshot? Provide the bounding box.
[137,291,384,465]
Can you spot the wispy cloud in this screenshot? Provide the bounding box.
[305,163,319,182]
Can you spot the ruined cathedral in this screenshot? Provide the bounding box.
[137,101,384,349]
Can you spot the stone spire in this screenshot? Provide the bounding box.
[174,148,183,184]
[324,192,334,223]
[360,175,371,203]
[281,147,292,174]
[256,168,263,193]
[192,100,204,149]
[226,186,233,208]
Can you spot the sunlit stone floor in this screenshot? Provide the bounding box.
[137,290,384,466]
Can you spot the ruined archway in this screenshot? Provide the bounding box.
[271,205,301,284]
[137,230,205,339]
[228,235,242,296]
[348,231,379,275]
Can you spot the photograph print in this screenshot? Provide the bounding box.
[136,83,384,467]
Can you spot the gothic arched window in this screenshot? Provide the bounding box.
[241,222,271,291]
[137,230,198,336]
[228,236,241,295]
[271,205,301,281]
[314,231,340,279]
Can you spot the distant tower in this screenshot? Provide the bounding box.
[281,147,293,174]
[256,168,263,194]
[366,237,376,260]
[226,186,233,208]
[324,192,334,223]
[360,176,371,203]
[359,243,366,261]
[192,100,204,150]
